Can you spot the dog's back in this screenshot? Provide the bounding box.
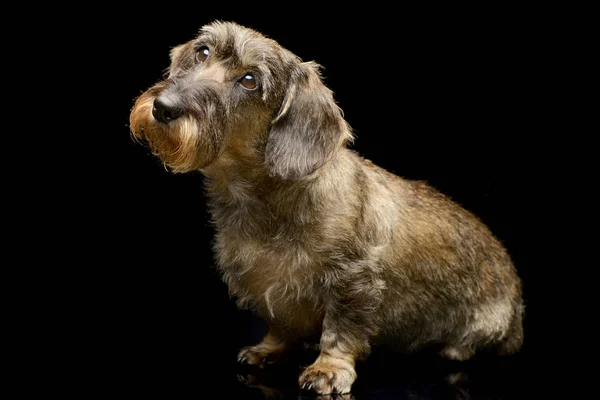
[316,150,524,357]
[365,155,524,357]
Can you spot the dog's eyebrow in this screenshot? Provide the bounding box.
[240,37,252,55]
[192,37,213,48]
[194,29,219,49]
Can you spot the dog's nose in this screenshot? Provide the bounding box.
[152,96,183,124]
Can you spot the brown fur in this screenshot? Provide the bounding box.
[130,21,524,395]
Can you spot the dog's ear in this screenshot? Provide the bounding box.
[265,62,352,180]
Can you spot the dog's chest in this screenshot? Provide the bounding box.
[216,231,326,333]
[208,175,330,332]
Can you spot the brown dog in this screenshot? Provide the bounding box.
[129,21,524,395]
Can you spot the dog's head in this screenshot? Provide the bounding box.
[129,21,352,178]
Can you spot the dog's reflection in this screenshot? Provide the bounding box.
[236,367,472,400]
[237,372,283,399]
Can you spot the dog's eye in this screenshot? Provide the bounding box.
[196,46,210,63]
[240,73,257,90]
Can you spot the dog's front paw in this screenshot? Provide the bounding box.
[237,345,282,368]
[299,359,357,395]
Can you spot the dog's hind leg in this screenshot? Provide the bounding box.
[496,301,525,356]
[440,345,475,361]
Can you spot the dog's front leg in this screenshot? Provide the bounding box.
[238,327,287,368]
[299,271,383,395]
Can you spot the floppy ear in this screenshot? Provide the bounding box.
[265,62,353,180]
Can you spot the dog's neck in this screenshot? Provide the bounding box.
[201,145,341,208]
[201,140,269,185]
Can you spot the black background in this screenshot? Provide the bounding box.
[54,4,578,399]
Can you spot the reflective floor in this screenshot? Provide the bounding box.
[104,327,535,400]
[232,349,531,400]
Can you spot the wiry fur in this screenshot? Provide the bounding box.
[130,21,524,395]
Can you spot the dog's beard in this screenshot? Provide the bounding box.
[130,90,224,173]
